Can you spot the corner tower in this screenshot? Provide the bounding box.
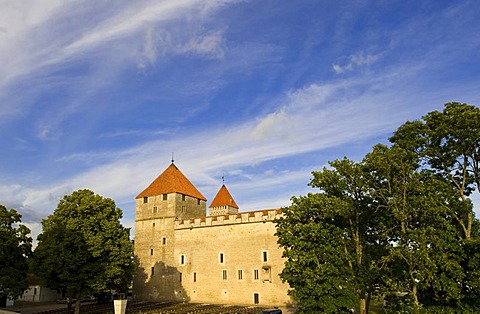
[133,163,206,301]
[209,184,239,216]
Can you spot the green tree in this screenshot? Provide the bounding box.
[32,190,135,314]
[365,145,466,311]
[390,102,480,240]
[390,102,480,310]
[276,158,387,314]
[0,205,32,303]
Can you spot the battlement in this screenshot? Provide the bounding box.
[175,208,282,229]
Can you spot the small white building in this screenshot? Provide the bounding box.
[16,275,62,303]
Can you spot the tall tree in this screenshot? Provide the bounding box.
[32,190,135,314]
[390,102,480,240]
[365,145,466,310]
[0,205,32,304]
[276,158,387,314]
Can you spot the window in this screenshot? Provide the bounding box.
[197,199,200,205]
[219,253,224,264]
[162,237,167,245]
[150,249,154,256]
[152,206,157,213]
[254,269,259,280]
[163,194,167,200]
[182,205,186,213]
[222,269,228,280]
[143,197,148,203]
[151,266,155,277]
[179,272,182,282]
[253,293,259,304]
[182,194,186,201]
[262,250,268,262]
[237,269,243,280]
[180,254,185,265]
[193,272,197,283]
[152,222,155,227]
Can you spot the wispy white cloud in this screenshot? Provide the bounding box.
[0,0,234,123]
[1,67,418,225]
[333,52,381,74]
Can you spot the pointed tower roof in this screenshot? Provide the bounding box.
[136,163,206,200]
[209,184,239,209]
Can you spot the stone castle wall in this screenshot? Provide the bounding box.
[173,208,291,306]
[134,207,292,307]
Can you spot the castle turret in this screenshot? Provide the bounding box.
[134,163,206,301]
[209,184,239,215]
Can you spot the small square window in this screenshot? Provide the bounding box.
[238,269,243,280]
[150,249,154,256]
[152,222,155,227]
[254,269,259,280]
[182,205,186,213]
[262,251,268,262]
[163,194,167,200]
[182,194,186,201]
[222,269,228,280]
[162,237,167,245]
[143,197,148,203]
[152,206,157,213]
[197,199,200,205]
[180,254,185,265]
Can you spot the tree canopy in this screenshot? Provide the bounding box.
[0,205,32,303]
[276,102,480,313]
[32,189,135,314]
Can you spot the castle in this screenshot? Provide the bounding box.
[133,162,292,307]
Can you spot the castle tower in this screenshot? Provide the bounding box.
[209,184,239,216]
[133,163,206,300]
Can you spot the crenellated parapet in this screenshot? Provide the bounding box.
[175,208,282,229]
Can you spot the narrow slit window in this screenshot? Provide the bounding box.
[219,253,224,264]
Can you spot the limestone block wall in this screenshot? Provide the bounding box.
[172,209,291,307]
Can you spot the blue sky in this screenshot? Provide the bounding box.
[1,0,479,242]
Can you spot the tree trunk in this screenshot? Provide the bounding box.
[412,284,419,307]
[74,299,81,314]
[366,293,371,314]
[359,298,367,314]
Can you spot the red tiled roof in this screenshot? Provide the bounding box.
[209,184,239,209]
[136,163,206,200]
